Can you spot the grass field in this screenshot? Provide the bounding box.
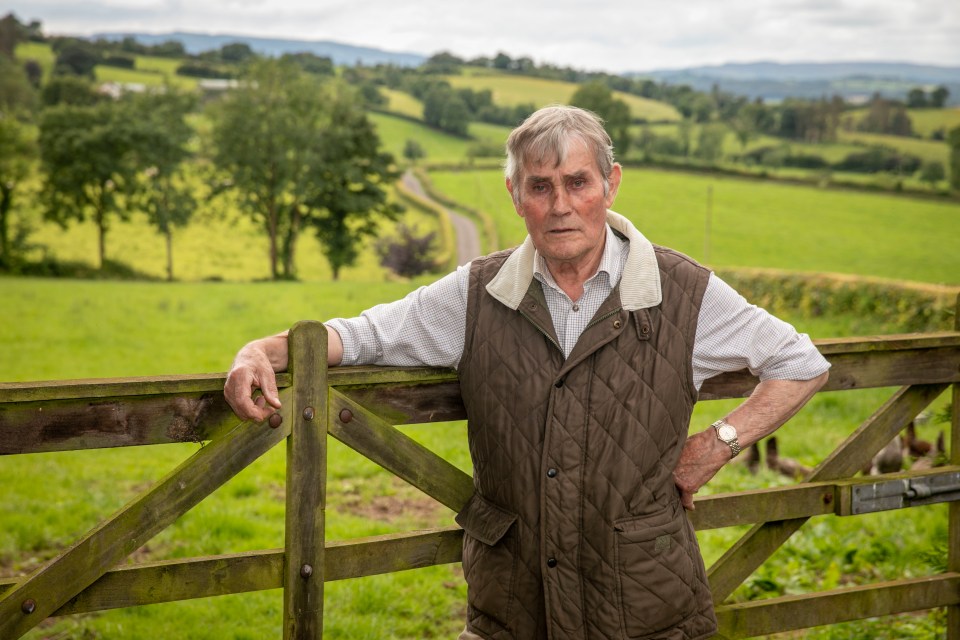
[0,276,952,639]
[444,69,683,122]
[427,167,960,286]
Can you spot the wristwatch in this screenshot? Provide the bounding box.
[711,418,742,458]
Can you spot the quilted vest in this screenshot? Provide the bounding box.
[456,237,717,640]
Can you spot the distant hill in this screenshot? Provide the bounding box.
[93,31,426,67]
[631,61,960,105]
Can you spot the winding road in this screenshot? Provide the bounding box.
[402,170,482,266]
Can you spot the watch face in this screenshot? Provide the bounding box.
[717,424,737,441]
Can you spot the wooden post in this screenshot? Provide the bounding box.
[283,321,328,639]
[949,293,960,640]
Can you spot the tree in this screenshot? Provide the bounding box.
[210,59,323,279]
[422,85,470,136]
[210,60,400,280]
[303,92,403,279]
[41,74,100,106]
[906,88,928,109]
[52,39,100,76]
[220,42,254,63]
[403,139,426,164]
[0,12,27,58]
[919,161,945,188]
[38,101,140,268]
[931,86,950,109]
[570,81,632,156]
[0,114,35,270]
[0,54,36,113]
[128,89,197,281]
[948,126,960,191]
[695,124,726,162]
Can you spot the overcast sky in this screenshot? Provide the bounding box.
[8,0,960,73]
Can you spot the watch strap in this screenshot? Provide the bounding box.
[712,418,742,458]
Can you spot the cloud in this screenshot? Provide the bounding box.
[7,0,959,72]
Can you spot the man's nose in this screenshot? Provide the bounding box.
[551,188,571,214]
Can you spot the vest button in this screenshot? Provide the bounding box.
[554,378,564,388]
[547,557,558,568]
[547,468,557,478]
[613,319,622,329]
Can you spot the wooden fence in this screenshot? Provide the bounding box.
[1,314,959,638]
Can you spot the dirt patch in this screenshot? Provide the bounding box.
[334,477,449,525]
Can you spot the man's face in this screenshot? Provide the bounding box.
[506,139,621,273]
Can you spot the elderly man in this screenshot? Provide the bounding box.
[225,105,829,639]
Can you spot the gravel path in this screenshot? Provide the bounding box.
[402,170,482,266]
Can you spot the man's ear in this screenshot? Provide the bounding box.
[605,163,623,208]
[505,177,523,216]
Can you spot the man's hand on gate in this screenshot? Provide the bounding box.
[224,334,288,423]
[673,428,729,511]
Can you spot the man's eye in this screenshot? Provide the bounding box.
[571,179,585,188]
[532,184,548,193]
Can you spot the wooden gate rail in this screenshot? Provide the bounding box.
[1,324,959,638]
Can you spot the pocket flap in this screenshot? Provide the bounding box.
[455,492,518,546]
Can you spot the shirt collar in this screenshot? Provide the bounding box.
[532,224,625,294]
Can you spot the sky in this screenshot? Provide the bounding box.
[7,0,960,73]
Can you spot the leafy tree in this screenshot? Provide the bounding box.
[931,86,950,109]
[41,74,100,106]
[52,38,100,76]
[0,54,36,113]
[570,81,632,156]
[303,92,403,279]
[948,126,960,191]
[38,101,140,268]
[128,89,197,281]
[0,12,27,58]
[376,224,437,277]
[220,42,254,63]
[906,88,928,109]
[695,124,726,162]
[919,161,945,188]
[423,85,470,136]
[210,59,322,279]
[211,60,400,279]
[0,114,35,270]
[403,139,426,164]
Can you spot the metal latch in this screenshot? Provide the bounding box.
[848,470,960,515]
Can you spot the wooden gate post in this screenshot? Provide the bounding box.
[283,321,329,639]
[949,294,960,640]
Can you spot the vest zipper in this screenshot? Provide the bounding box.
[518,308,562,353]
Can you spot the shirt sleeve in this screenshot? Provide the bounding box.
[692,273,830,390]
[325,262,471,369]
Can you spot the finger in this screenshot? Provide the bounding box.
[680,490,695,511]
[260,371,282,410]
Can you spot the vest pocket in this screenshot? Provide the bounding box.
[456,493,519,635]
[614,508,698,638]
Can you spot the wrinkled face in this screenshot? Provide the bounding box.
[506,138,621,273]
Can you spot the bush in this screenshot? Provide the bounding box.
[376,224,439,278]
[101,55,135,69]
[176,62,234,79]
[833,146,922,174]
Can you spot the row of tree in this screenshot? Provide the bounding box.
[1,16,403,280]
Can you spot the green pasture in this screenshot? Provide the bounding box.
[444,69,682,122]
[381,88,425,119]
[94,63,199,90]
[370,112,510,164]
[0,276,951,639]
[846,106,960,140]
[12,42,54,80]
[427,167,960,285]
[836,129,949,166]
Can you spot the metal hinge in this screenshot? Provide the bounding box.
[846,470,960,515]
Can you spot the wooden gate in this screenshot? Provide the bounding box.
[1,312,959,638]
